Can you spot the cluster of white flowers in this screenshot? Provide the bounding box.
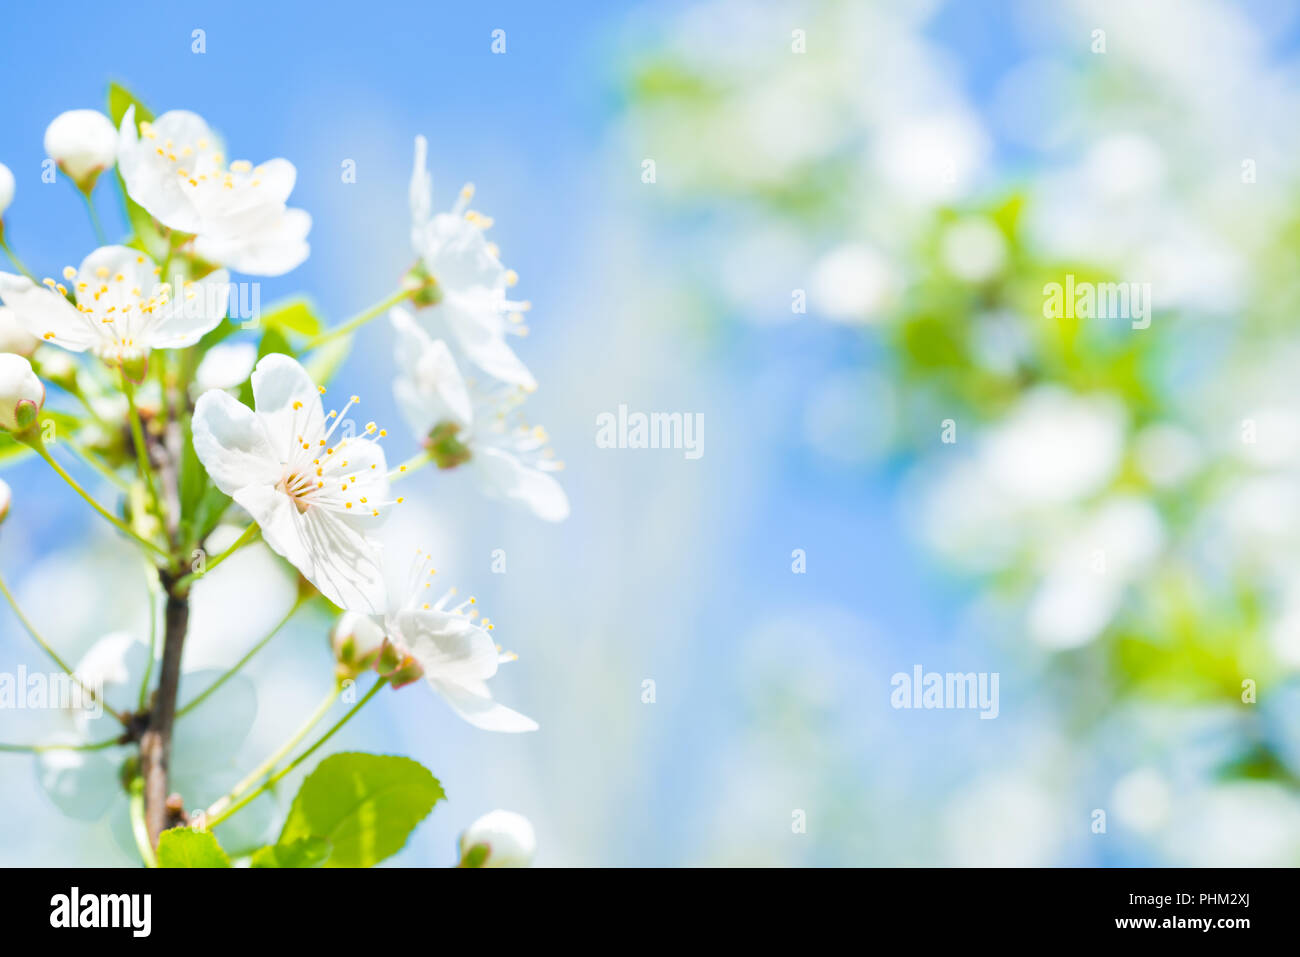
[0,103,566,759]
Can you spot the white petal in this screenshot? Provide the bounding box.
[241,484,387,613]
[0,272,98,352]
[195,342,257,392]
[409,135,432,238]
[442,298,536,389]
[475,447,570,522]
[429,676,538,732]
[417,212,506,292]
[148,268,231,348]
[391,306,473,432]
[191,388,281,495]
[249,352,324,457]
[392,607,500,685]
[117,106,205,234]
[193,207,311,277]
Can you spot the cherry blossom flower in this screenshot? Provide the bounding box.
[391,305,568,522]
[0,245,230,365]
[408,135,534,389]
[118,106,310,276]
[191,353,395,613]
[333,549,537,732]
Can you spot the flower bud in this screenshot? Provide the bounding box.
[44,110,118,193]
[458,810,536,868]
[330,611,386,679]
[0,478,10,524]
[374,638,424,688]
[0,353,43,433]
[0,162,13,220]
[427,421,472,470]
[0,307,37,357]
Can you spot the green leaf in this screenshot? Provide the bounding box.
[107,82,167,259]
[157,828,231,868]
[250,836,332,868]
[108,80,154,128]
[261,298,324,338]
[279,753,444,868]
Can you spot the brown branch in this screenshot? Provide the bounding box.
[139,357,192,847]
[139,574,189,845]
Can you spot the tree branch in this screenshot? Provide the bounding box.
[139,359,192,848]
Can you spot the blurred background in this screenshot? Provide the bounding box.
[4,0,1300,865]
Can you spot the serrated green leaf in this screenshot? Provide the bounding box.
[279,753,444,868]
[250,836,332,868]
[157,828,231,868]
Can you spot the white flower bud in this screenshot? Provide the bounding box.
[0,162,13,219]
[0,477,10,524]
[330,611,386,677]
[195,342,257,393]
[459,810,536,867]
[0,352,44,432]
[0,307,38,357]
[44,110,118,192]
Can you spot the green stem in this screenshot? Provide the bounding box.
[0,235,38,283]
[0,569,128,724]
[205,680,344,823]
[122,376,160,517]
[28,439,169,559]
[138,562,162,710]
[205,678,387,829]
[63,436,129,492]
[175,523,260,590]
[305,288,416,350]
[176,597,303,718]
[129,779,158,868]
[80,189,108,245]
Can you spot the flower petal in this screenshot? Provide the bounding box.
[193,207,311,277]
[417,212,505,292]
[474,446,570,522]
[191,387,281,495]
[0,272,98,352]
[429,676,538,733]
[392,306,473,434]
[148,268,231,348]
[249,352,324,458]
[441,299,536,390]
[392,607,500,684]
[239,483,387,613]
[117,106,206,234]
